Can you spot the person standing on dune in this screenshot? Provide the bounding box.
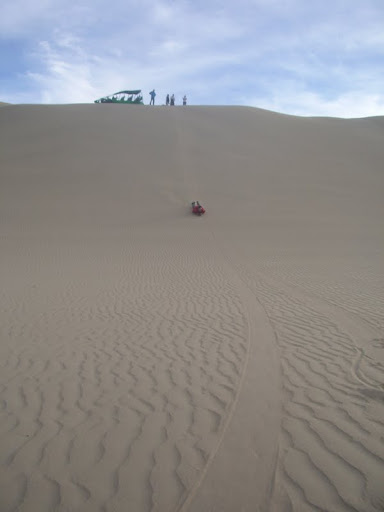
[149,89,156,105]
[166,94,170,106]
[183,95,187,106]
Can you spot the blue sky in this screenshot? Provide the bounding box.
[1,0,384,117]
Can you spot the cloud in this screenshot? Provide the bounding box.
[245,86,384,118]
[25,38,100,103]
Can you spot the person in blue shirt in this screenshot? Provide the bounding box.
[149,89,156,105]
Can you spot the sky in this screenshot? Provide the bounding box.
[1,0,384,117]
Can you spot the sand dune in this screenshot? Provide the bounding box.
[1,104,383,511]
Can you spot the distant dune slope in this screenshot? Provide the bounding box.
[0,104,383,512]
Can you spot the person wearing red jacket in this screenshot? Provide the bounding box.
[192,201,205,215]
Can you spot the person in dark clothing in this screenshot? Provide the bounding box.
[170,94,175,106]
[183,95,187,106]
[166,94,170,106]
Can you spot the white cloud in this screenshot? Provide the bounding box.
[246,89,384,118]
[25,39,97,103]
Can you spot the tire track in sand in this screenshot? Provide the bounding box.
[181,229,282,512]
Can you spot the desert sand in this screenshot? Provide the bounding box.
[0,104,383,512]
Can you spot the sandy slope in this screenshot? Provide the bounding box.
[0,104,383,512]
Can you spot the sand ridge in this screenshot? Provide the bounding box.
[1,104,383,511]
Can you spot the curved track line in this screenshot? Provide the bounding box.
[206,226,284,511]
[177,237,282,511]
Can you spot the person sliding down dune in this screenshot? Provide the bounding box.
[192,201,205,216]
